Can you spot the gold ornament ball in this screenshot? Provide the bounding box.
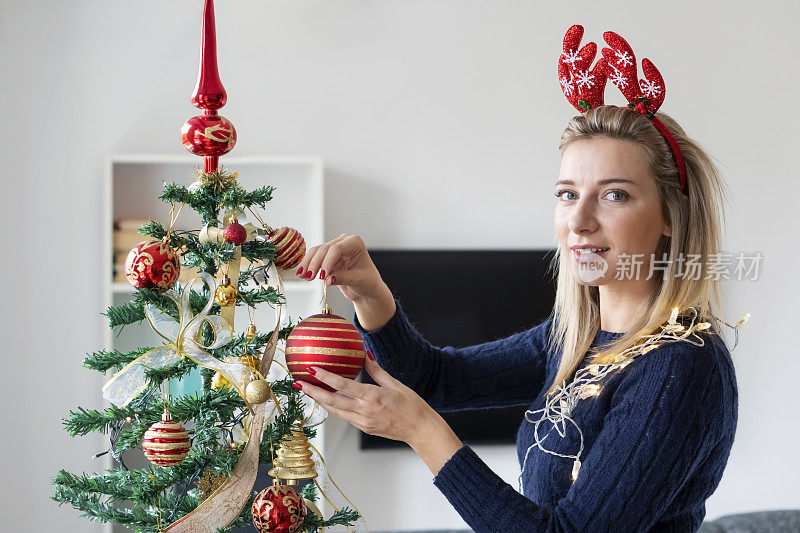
[246,379,270,404]
[214,284,237,307]
[246,323,258,341]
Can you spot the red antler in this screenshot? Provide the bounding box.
[601,31,666,114]
[558,24,608,113]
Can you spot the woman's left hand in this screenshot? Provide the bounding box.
[292,350,439,447]
[294,350,465,474]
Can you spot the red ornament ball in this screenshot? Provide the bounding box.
[223,222,248,245]
[251,483,306,533]
[285,310,366,392]
[142,413,191,467]
[180,114,237,157]
[267,227,306,270]
[124,239,181,293]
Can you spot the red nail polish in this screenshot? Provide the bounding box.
[292,381,303,391]
[367,350,374,361]
[305,270,314,279]
[319,269,326,280]
[328,275,336,285]
[296,267,304,276]
[307,366,317,376]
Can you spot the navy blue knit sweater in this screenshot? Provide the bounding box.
[353,299,738,532]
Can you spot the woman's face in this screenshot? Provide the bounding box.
[554,136,671,287]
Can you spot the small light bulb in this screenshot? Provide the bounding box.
[572,458,581,481]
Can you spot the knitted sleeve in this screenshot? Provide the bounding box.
[432,338,731,532]
[353,298,552,411]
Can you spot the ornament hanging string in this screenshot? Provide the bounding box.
[165,202,186,241]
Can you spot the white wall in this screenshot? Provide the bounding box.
[3,0,798,530]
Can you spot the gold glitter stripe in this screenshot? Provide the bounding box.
[303,317,351,324]
[143,441,191,449]
[287,361,364,369]
[288,335,363,342]
[295,323,359,330]
[281,235,304,256]
[285,346,365,357]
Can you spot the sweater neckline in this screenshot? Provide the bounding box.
[595,329,625,341]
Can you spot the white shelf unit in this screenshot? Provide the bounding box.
[103,155,325,531]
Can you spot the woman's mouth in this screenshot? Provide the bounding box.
[573,247,610,261]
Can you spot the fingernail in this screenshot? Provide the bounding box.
[367,349,374,361]
[305,270,314,279]
[291,381,303,391]
[296,267,304,277]
[327,275,336,286]
[307,366,317,376]
[319,269,326,280]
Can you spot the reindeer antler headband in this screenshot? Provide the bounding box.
[558,25,689,196]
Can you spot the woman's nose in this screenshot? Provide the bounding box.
[568,199,599,235]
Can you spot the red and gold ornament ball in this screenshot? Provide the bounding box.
[251,483,307,533]
[141,412,191,467]
[223,221,248,246]
[267,227,306,270]
[180,114,237,156]
[124,239,181,292]
[285,308,366,392]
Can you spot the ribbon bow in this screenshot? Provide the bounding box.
[102,272,251,407]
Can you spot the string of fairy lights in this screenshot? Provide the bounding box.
[518,307,750,494]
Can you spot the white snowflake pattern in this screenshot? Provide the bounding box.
[575,70,595,89]
[560,76,575,96]
[608,69,628,89]
[615,49,633,68]
[562,50,581,65]
[640,78,662,98]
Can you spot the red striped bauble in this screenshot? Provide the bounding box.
[285,310,366,392]
[267,227,306,270]
[141,412,191,467]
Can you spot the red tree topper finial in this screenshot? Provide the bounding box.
[180,0,236,173]
[557,25,609,113]
[192,0,227,110]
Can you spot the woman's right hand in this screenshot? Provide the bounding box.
[295,234,387,304]
[295,234,396,330]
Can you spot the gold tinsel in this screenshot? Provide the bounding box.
[190,168,240,195]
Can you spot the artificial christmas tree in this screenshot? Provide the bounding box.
[52,1,363,531]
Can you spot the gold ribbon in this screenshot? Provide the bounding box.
[102,272,252,407]
[164,261,284,532]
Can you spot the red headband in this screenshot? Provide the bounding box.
[557,25,689,196]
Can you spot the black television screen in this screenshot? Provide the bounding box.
[359,249,558,449]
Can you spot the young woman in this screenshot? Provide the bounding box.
[289,29,740,532]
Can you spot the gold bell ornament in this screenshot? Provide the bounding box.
[268,421,317,483]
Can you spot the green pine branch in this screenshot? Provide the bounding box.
[83,346,156,373]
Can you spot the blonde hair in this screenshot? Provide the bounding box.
[543,105,729,397]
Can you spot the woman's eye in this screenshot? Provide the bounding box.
[555,189,576,201]
[606,189,629,201]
